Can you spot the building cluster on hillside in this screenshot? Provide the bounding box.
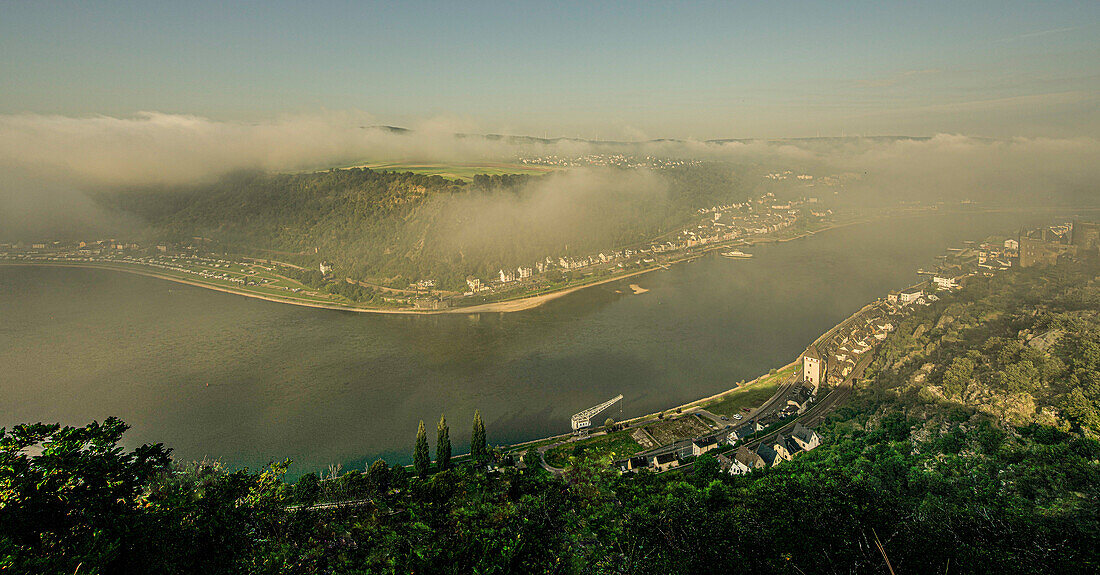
[617,422,823,475]
[603,221,1100,480]
[763,170,862,189]
[886,286,938,309]
[0,246,278,289]
[460,192,829,296]
[727,423,822,473]
[764,170,814,181]
[818,307,895,383]
[0,240,338,296]
[518,154,701,169]
[1016,221,1100,268]
[884,221,1100,307]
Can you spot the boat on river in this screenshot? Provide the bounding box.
[720,250,753,259]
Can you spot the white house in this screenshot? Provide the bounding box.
[899,287,924,305]
[790,423,821,452]
[730,446,766,474]
[932,276,959,291]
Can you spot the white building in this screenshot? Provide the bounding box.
[803,347,826,391]
[899,287,924,305]
[517,266,533,279]
[790,423,821,452]
[728,457,753,475]
[932,276,958,291]
[1004,238,1020,251]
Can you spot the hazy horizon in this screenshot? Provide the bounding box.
[2,1,1099,140]
[2,2,1099,236]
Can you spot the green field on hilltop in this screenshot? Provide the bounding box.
[337,162,554,181]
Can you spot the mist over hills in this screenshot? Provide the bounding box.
[2,112,1098,249]
[373,123,937,148]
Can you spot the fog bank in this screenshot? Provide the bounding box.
[1,112,1098,239]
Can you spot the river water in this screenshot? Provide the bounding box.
[0,212,1057,473]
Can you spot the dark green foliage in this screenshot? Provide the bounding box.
[691,453,721,485]
[0,418,172,574]
[294,472,321,505]
[470,409,487,462]
[522,447,540,469]
[5,403,1100,573]
[5,263,1100,573]
[436,414,451,471]
[414,420,430,478]
[389,463,408,491]
[365,459,390,494]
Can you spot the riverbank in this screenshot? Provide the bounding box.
[7,208,1050,475]
[0,215,859,315]
[0,209,930,316]
[503,294,881,454]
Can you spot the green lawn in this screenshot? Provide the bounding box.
[704,364,797,417]
[543,430,643,468]
[333,162,555,181]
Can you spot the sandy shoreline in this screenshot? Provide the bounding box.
[448,265,672,313]
[0,260,677,315]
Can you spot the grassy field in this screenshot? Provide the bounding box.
[543,430,643,468]
[7,258,361,308]
[703,364,797,417]
[335,162,555,181]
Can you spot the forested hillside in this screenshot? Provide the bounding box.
[872,259,1100,429]
[100,165,751,289]
[3,260,1098,573]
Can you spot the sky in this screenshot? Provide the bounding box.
[1,1,1099,139]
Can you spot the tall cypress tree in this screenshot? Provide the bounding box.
[413,420,430,478]
[471,410,486,462]
[436,414,451,471]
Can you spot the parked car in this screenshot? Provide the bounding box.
[733,413,743,420]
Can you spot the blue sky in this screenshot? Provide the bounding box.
[2,1,1098,138]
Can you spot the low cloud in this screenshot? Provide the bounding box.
[432,168,670,266]
[1,111,1098,239]
[836,134,1100,204]
[0,111,519,187]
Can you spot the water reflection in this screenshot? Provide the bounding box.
[0,211,1066,474]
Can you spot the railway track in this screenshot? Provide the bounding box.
[744,352,872,448]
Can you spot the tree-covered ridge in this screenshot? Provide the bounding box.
[872,259,1100,432]
[101,165,751,290]
[4,262,1098,573]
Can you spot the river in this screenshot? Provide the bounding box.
[0,211,1061,474]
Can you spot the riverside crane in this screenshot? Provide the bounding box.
[570,394,624,437]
